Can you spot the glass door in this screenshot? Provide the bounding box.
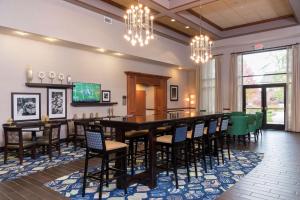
[243,84,286,130]
[243,87,263,114]
[265,86,285,129]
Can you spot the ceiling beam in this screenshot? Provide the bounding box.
[289,0,300,23]
[222,16,298,38]
[140,0,221,39]
[178,11,222,38]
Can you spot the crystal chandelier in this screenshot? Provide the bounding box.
[124,1,154,47]
[190,5,213,64]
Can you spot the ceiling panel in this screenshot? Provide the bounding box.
[191,0,294,29]
[156,16,199,37]
[101,0,159,14]
[101,0,134,9]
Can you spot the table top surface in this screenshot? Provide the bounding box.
[100,111,223,124]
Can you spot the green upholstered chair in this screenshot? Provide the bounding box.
[230,112,245,116]
[228,116,249,144]
[246,114,258,142]
[256,112,263,136]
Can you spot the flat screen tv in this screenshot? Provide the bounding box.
[72,82,101,103]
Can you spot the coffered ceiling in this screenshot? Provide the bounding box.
[64,0,300,44]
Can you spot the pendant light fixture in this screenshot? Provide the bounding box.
[124,0,154,47]
[190,4,213,64]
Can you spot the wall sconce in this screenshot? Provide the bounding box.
[185,94,195,108]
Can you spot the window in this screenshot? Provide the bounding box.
[200,58,215,112]
[242,49,287,85]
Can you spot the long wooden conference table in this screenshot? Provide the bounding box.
[99,111,223,189]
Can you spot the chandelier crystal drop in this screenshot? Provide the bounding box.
[190,35,213,64]
[124,3,154,47]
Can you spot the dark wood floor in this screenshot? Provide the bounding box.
[0,131,299,200]
[218,131,300,200]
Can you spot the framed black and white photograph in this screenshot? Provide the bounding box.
[102,90,111,102]
[170,85,179,101]
[11,93,41,122]
[47,88,67,119]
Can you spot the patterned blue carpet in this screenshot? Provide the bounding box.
[0,144,85,182]
[45,151,263,200]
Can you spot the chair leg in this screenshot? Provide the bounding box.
[185,143,190,182]
[227,135,231,160]
[31,146,36,160]
[129,140,134,176]
[191,140,198,178]
[4,148,8,164]
[106,155,109,187]
[166,146,169,176]
[201,140,207,173]
[48,146,52,161]
[74,140,77,151]
[219,136,224,164]
[122,149,128,194]
[82,151,89,197]
[216,139,220,166]
[19,148,24,165]
[134,140,138,165]
[99,154,105,200]
[144,137,148,169]
[172,147,179,189]
[58,143,61,156]
[207,139,213,170]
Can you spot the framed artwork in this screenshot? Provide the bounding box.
[47,88,67,119]
[170,85,179,101]
[102,90,111,102]
[11,93,41,122]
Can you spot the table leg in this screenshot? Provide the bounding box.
[148,128,157,188]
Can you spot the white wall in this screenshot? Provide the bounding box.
[0,33,191,146]
[213,25,300,109]
[0,0,192,68]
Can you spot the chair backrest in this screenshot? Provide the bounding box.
[220,116,229,132]
[3,126,23,146]
[87,123,102,131]
[172,124,188,143]
[74,121,87,136]
[256,112,263,128]
[230,112,245,116]
[44,124,61,142]
[85,126,106,152]
[67,120,75,136]
[208,118,218,135]
[229,116,249,135]
[192,121,205,138]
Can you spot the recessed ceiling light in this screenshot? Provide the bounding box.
[44,37,58,42]
[14,31,29,36]
[97,48,106,52]
[113,52,124,56]
[185,26,190,29]
[178,67,183,70]
[171,19,176,22]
